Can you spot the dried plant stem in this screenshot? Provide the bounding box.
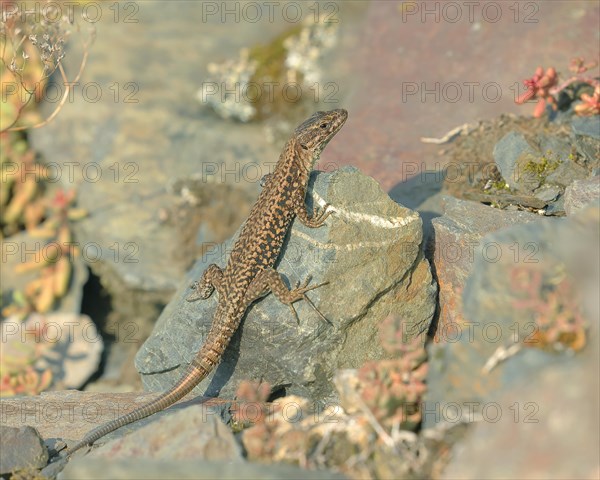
[354,394,397,450]
[420,122,478,144]
[482,342,522,374]
[1,27,95,133]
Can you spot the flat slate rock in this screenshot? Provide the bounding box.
[136,167,436,402]
[493,129,588,196]
[60,459,348,480]
[84,405,241,460]
[0,390,228,446]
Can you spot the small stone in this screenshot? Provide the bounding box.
[571,115,600,139]
[544,195,565,216]
[0,426,48,475]
[40,456,68,480]
[493,131,534,186]
[534,185,560,203]
[565,177,600,215]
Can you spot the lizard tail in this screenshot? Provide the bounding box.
[67,362,209,456]
[68,307,241,456]
[67,354,214,456]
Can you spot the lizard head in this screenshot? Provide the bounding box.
[294,109,348,168]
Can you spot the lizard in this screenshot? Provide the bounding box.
[67,108,348,455]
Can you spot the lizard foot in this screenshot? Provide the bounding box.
[288,276,331,325]
[186,264,223,301]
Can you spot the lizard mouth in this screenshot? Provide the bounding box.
[333,108,349,123]
[320,109,348,148]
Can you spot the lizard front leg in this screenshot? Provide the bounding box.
[294,188,332,228]
[186,264,224,302]
[244,268,330,324]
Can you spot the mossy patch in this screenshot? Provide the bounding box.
[248,25,303,83]
[522,150,561,184]
[247,25,304,117]
[485,179,512,192]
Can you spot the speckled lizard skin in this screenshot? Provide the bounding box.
[68,109,348,455]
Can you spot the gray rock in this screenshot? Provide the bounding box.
[538,133,573,159]
[40,455,68,480]
[538,134,575,188]
[565,177,600,215]
[85,405,241,460]
[441,208,600,479]
[0,425,48,474]
[137,167,436,402]
[545,153,589,189]
[426,206,599,431]
[571,116,600,166]
[493,129,591,197]
[44,438,67,458]
[534,184,560,203]
[571,115,600,139]
[0,391,227,447]
[544,194,565,216]
[431,196,540,328]
[60,459,347,480]
[493,131,535,189]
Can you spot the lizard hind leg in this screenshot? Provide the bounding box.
[245,269,331,325]
[186,264,224,302]
[289,276,331,325]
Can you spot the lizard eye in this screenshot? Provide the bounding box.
[300,144,308,150]
[319,123,328,129]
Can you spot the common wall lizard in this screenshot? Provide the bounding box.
[68,108,348,454]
